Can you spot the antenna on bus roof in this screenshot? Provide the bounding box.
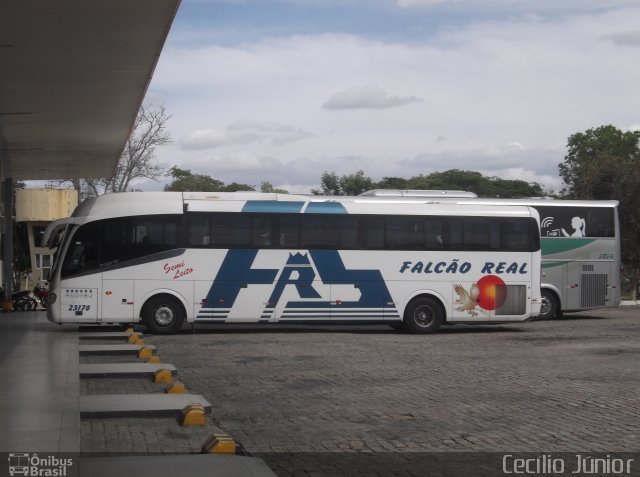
[358,189,478,198]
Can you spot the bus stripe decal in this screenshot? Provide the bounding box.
[541,238,595,255]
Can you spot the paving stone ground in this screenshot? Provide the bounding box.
[80,307,640,475]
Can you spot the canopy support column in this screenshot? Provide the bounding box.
[3,177,14,310]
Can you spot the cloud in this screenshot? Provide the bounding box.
[404,144,564,181]
[152,5,640,193]
[180,121,313,149]
[395,0,640,11]
[396,0,448,7]
[228,120,314,145]
[323,85,424,110]
[601,30,640,47]
[181,130,261,150]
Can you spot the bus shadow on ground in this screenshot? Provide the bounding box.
[555,314,608,321]
[178,324,524,335]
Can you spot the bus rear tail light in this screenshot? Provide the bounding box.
[49,293,57,304]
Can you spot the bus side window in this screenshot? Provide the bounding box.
[61,223,100,277]
[339,217,358,249]
[278,217,299,248]
[447,219,463,250]
[187,215,211,247]
[301,216,339,248]
[361,217,384,249]
[211,215,251,247]
[586,208,614,238]
[133,217,180,255]
[386,218,424,250]
[502,220,529,251]
[424,218,444,249]
[252,217,272,247]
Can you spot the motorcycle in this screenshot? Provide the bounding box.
[12,289,38,311]
[33,284,49,310]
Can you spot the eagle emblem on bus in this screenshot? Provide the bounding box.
[453,283,480,317]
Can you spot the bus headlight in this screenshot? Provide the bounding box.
[48,293,57,304]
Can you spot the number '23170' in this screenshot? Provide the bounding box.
[68,304,91,312]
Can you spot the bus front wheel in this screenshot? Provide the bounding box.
[404,297,443,334]
[142,295,185,334]
[539,290,560,320]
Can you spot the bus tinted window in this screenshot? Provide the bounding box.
[61,212,537,277]
[134,219,177,246]
[463,219,498,250]
[424,218,444,249]
[362,217,384,249]
[211,215,251,246]
[61,222,100,277]
[62,215,182,276]
[301,216,339,248]
[187,215,211,246]
[252,217,272,247]
[502,220,533,251]
[536,206,614,238]
[448,220,463,249]
[102,218,132,264]
[339,217,358,249]
[131,216,181,257]
[386,218,424,249]
[278,217,299,247]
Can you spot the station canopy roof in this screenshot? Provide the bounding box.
[0,0,180,181]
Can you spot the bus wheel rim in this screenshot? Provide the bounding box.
[540,297,551,316]
[414,306,434,327]
[154,306,174,326]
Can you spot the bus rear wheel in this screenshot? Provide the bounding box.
[142,295,185,334]
[404,297,443,334]
[539,290,560,320]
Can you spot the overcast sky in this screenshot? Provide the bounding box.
[141,0,640,194]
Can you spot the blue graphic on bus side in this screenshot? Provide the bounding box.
[199,250,398,321]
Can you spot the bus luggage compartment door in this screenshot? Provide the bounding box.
[102,279,135,322]
[579,262,609,308]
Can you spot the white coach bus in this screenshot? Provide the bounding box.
[43,192,541,334]
[358,191,620,319]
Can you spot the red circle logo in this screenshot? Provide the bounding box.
[476,275,507,310]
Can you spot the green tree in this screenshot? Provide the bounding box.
[491,177,544,198]
[559,125,640,297]
[314,169,544,198]
[313,170,374,196]
[260,181,289,194]
[164,167,225,192]
[221,182,255,192]
[559,125,640,199]
[405,169,544,198]
[374,176,409,189]
[312,171,342,195]
[164,167,256,192]
[340,170,374,196]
